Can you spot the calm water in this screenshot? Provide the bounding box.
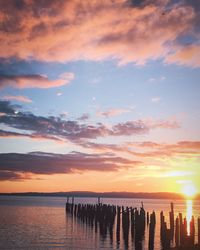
[0,196,199,249]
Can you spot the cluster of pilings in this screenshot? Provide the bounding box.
[66,200,200,249]
[175,213,195,247]
[66,201,150,249]
[160,202,200,249]
[119,204,147,249]
[160,202,175,249]
[65,202,116,240]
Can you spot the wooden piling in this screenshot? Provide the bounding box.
[116,206,121,245]
[148,211,156,250]
[175,216,180,247]
[198,217,200,245]
[169,202,174,240]
[179,213,184,245]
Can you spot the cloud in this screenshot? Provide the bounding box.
[0,100,21,115]
[81,140,200,159]
[127,140,200,158]
[165,44,200,68]
[0,1,199,67]
[0,171,24,181]
[0,151,142,181]
[0,101,180,143]
[78,113,90,121]
[0,72,74,89]
[97,108,131,118]
[0,129,62,142]
[148,76,166,83]
[151,97,161,103]
[2,95,32,103]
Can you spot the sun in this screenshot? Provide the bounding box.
[182,184,197,198]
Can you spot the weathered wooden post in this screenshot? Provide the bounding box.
[189,216,195,245]
[147,211,149,226]
[131,207,135,239]
[122,206,129,249]
[175,216,180,247]
[183,217,187,245]
[169,202,174,240]
[198,217,200,245]
[116,206,121,243]
[160,211,165,241]
[179,213,183,245]
[148,211,156,250]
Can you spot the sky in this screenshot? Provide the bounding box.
[0,0,200,194]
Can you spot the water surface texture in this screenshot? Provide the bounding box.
[0,196,199,249]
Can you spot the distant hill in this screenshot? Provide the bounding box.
[0,191,199,200]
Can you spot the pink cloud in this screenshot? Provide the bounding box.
[0,1,198,67]
[0,72,74,89]
[82,140,200,159]
[2,95,32,103]
[97,108,131,118]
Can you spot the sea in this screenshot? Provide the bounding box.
[0,196,199,249]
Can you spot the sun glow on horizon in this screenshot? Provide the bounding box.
[182,184,197,198]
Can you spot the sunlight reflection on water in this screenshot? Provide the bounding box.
[186,199,193,235]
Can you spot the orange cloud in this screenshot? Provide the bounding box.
[0,72,74,89]
[165,45,200,67]
[2,95,32,103]
[0,1,198,66]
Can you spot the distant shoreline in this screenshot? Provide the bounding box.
[0,191,199,200]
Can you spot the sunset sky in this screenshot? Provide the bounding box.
[0,0,200,194]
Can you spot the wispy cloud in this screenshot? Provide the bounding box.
[0,72,74,89]
[151,97,161,103]
[0,101,180,143]
[0,129,62,142]
[78,113,90,121]
[2,95,32,103]
[97,108,132,118]
[81,140,200,159]
[148,76,166,83]
[0,1,199,67]
[57,92,63,96]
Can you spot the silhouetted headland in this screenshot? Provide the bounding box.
[0,191,200,200]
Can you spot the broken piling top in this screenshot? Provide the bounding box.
[170,202,174,212]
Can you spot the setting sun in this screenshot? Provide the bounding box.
[182,184,197,198]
